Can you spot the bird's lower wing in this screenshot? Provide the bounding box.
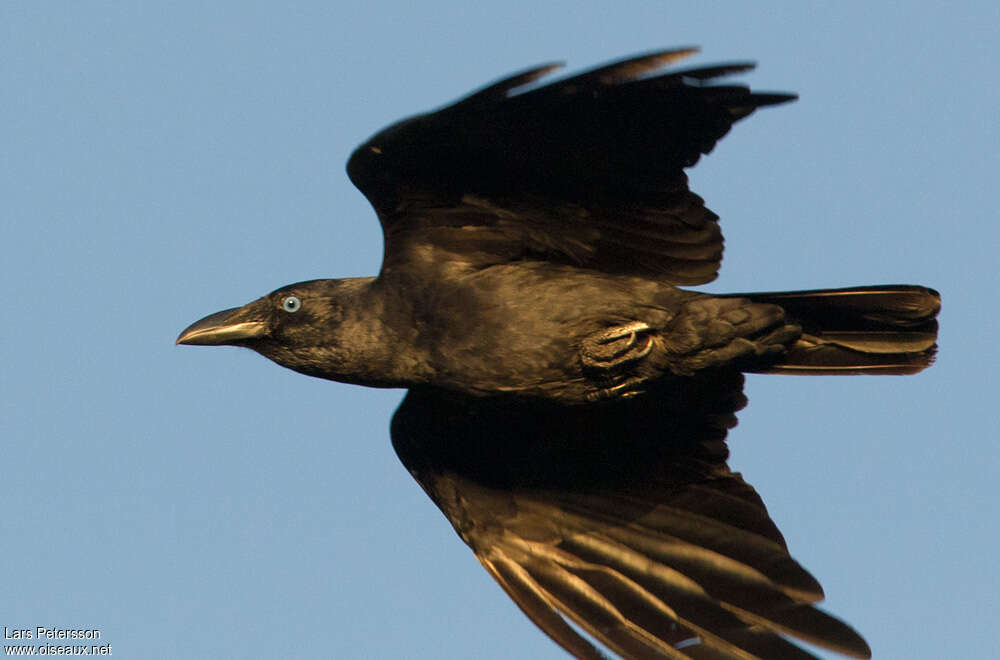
[390,376,871,660]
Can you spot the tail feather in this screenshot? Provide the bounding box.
[732,285,940,375]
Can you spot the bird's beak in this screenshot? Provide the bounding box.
[176,305,270,346]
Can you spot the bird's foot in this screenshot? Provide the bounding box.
[580,321,655,370]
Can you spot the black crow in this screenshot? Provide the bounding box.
[178,49,939,659]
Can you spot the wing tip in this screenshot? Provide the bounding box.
[456,61,566,107]
[754,91,799,106]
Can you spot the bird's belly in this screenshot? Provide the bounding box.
[393,263,684,402]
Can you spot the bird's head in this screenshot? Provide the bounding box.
[177,277,376,381]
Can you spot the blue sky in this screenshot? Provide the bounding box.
[2,2,998,658]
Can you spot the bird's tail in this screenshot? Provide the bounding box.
[733,285,940,375]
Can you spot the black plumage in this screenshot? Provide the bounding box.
[177,49,939,659]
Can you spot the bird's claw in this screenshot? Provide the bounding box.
[580,321,655,369]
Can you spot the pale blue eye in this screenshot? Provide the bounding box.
[282,296,301,313]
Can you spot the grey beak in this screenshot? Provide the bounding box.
[176,306,269,346]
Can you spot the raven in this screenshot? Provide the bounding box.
[178,49,939,659]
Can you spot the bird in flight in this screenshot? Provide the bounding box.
[178,48,939,659]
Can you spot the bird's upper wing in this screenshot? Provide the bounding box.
[347,49,795,284]
[391,375,871,660]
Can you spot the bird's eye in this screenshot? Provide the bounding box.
[281,296,301,313]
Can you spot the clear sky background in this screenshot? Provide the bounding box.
[2,2,997,659]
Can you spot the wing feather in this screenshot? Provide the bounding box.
[391,378,872,659]
[482,554,613,660]
[347,50,795,282]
